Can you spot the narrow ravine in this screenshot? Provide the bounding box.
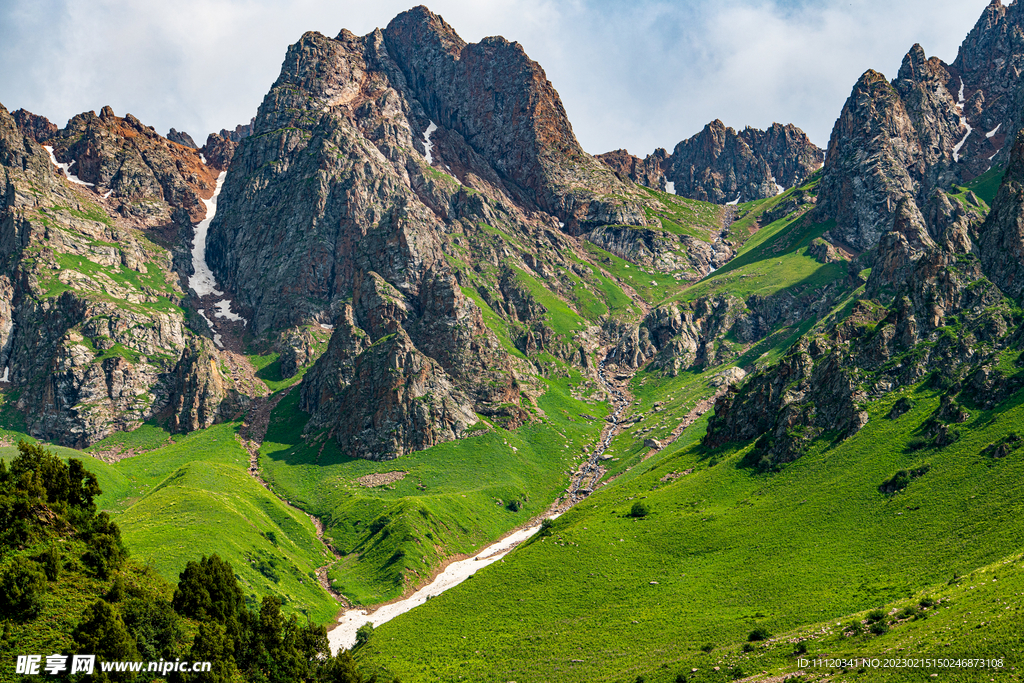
[235,385,348,604]
[560,351,632,506]
[189,168,248,348]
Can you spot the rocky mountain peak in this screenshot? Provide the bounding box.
[382,5,631,229]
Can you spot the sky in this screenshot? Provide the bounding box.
[0,0,994,156]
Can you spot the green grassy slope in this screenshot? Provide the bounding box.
[258,375,610,606]
[353,382,1024,682]
[0,421,339,622]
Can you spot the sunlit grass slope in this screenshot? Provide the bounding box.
[354,383,1024,682]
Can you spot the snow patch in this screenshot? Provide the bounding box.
[43,146,94,187]
[102,190,113,199]
[987,124,1002,138]
[770,175,785,196]
[213,299,247,326]
[200,153,207,165]
[953,125,973,162]
[1,366,9,383]
[422,121,438,165]
[726,196,740,206]
[952,79,972,163]
[328,522,548,653]
[189,172,226,297]
[664,181,675,195]
[197,310,223,349]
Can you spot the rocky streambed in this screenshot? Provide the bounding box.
[325,348,635,653]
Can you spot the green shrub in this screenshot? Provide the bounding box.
[700,642,715,653]
[355,622,374,648]
[630,501,650,518]
[747,627,770,642]
[869,621,889,636]
[865,609,887,623]
[38,545,61,581]
[0,556,47,618]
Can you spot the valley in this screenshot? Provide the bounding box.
[2,2,1024,682]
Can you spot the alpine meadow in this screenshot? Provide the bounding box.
[2,2,1024,682]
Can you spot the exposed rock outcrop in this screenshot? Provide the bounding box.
[41,106,218,223]
[167,128,199,149]
[661,121,822,203]
[0,102,246,446]
[978,130,1024,300]
[596,149,668,191]
[598,122,823,204]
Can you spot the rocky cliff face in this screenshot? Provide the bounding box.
[949,0,1024,176]
[979,131,1024,300]
[597,121,823,204]
[596,149,669,191]
[201,6,673,460]
[22,106,219,225]
[705,134,1009,469]
[817,2,1024,252]
[0,102,248,446]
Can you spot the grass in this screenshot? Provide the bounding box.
[0,422,339,623]
[583,243,691,306]
[965,164,1006,207]
[677,216,844,304]
[258,374,610,606]
[638,186,722,239]
[353,381,1024,682]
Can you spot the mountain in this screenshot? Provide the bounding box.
[816,0,1024,252]
[0,101,280,448]
[598,120,824,203]
[4,3,1024,683]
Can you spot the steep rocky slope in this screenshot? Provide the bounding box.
[0,103,250,446]
[705,133,1012,470]
[816,1,1024,252]
[203,6,709,460]
[597,121,823,203]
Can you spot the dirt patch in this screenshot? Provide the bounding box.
[356,471,408,488]
[659,468,693,483]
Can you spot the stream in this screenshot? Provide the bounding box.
[326,350,631,654]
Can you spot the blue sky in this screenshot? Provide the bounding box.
[0,0,994,155]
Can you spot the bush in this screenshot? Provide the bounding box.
[747,627,770,642]
[630,501,650,518]
[355,622,374,648]
[896,606,918,620]
[869,621,889,636]
[865,609,887,623]
[919,598,935,608]
[172,554,245,640]
[38,545,61,581]
[794,641,808,655]
[700,643,715,653]
[0,556,47,618]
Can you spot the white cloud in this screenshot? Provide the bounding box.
[0,0,994,154]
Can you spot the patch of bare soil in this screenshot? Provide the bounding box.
[640,386,729,461]
[356,471,408,488]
